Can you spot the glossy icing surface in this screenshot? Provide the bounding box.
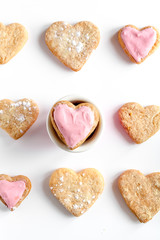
[0,180,26,209]
[121,26,157,62]
[53,103,95,148]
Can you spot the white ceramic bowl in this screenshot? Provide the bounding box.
[46,95,103,153]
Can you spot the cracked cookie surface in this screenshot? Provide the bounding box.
[119,102,160,143]
[0,23,28,64]
[119,169,160,223]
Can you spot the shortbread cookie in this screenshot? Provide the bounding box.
[0,98,39,139]
[50,100,100,150]
[0,174,31,211]
[118,169,160,223]
[0,23,28,64]
[49,168,104,216]
[118,25,160,63]
[119,102,160,143]
[45,21,100,71]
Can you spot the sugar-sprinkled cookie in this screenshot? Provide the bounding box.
[50,100,100,150]
[45,21,100,71]
[118,25,160,63]
[49,168,104,216]
[118,169,160,223]
[119,102,160,143]
[0,174,31,211]
[0,98,39,139]
[0,23,28,64]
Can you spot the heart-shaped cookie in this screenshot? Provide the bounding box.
[45,21,100,71]
[0,23,28,64]
[118,25,160,63]
[119,102,160,143]
[50,100,100,150]
[49,168,104,216]
[118,169,160,223]
[0,98,39,139]
[0,174,31,211]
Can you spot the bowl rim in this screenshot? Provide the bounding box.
[46,95,103,153]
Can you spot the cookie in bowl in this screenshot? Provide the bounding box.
[48,98,101,151]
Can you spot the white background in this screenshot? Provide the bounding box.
[0,0,160,239]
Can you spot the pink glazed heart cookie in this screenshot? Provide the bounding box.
[118,25,160,63]
[0,174,31,211]
[50,100,100,150]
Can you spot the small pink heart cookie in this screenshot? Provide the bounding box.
[118,25,160,63]
[50,100,100,150]
[0,174,31,211]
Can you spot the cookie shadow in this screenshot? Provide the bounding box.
[43,171,73,218]
[0,203,9,212]
[22,107,54,149]
[113,108,134,144]
[110,30,132,64]
[39,27,72,72]
[112,174,139,223]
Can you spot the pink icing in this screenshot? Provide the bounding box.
[0,180,26,209]
[121,26,157,62]
[53,103,95,148]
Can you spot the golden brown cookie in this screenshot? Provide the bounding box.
[119,102,160,143]
[0,174,31,211]
[49,168,104,216]
[118,25,160,63]
[45,21,100,71]
[118,169,160,223]
[0,23,28,64]
[50,100,100,150]
[0,98,39,139]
